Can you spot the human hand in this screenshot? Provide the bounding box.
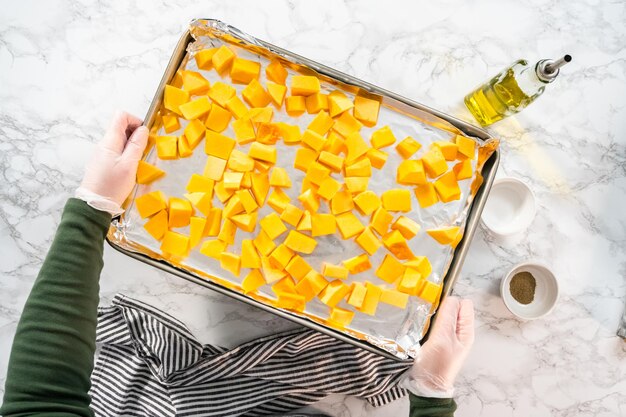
[402,296,475,398]
[76,112,149,215]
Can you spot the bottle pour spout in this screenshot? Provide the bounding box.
[536,55,572,83]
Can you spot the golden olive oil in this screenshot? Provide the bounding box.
[465,56,572,126]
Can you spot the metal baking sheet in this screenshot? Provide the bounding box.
[106,19,499,361]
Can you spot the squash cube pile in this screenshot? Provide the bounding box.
[134,43,480,329]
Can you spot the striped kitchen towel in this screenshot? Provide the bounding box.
[89,294,411,417]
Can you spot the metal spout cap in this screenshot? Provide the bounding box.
[536,55,572,83]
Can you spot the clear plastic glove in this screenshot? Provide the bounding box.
[76,112,149,216]
[401,296,475,398]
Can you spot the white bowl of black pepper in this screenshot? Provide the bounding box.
[501,262,559,319]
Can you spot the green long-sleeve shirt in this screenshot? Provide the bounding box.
[0,198,456,416]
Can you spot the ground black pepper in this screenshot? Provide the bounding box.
[510,271,536,304]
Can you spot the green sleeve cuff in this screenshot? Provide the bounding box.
[66,197,113,232]
[408,392,457,416]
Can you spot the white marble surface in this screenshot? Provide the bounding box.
[1,0,625,416]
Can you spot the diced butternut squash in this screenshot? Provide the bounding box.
[276,292,306,311]
[370,125,396,149]
[208,82,236,107]
[419,281,442,304]
[217,219,237,244]
[212,45,236,73]
[347,282,367,308]
[285,255,313,281]
[203,155,227,181]
[161,231,190,257]
[177,135,193,158]
[235,190,258,214]
[269,243,294,270]
[322,263,349,280]
[455,135,476,159]
[156,136,178,160]
[168,197,193,228]
[311,213,336,236]
[266,59,288,84]
[295,271,328,301]
[414,183,439,208]
[280,204,304,227]
[333,111,363,137]
[345,158,371,177]
[249,142,277,163]
[199,239,227,259]
[294,147,318,171]
[184,119,206,148]
[344,177,369,194]
[298,189,320,213]
[285,96,306,116]
[301,129,326,152]
[426,226,461,245]
[375,254,405,283]
[381,189,412,212]
[354,96,380,127]
[241,239,261,269]
[220,252,241,277]
[277,122,301,144]
[433,141,458,160]
[343,253,372,274]
[181,70,210,95]
[317,177,341,201]
[272,276,296,295]
[184,192,212,216]
[251,172,270,205]
[253,229,276,256]
[318,280,351,307]
[180,96,211,120]
[391,216,421,239]
[383,230,414,260]
[397,159,427,185]
[366,148,388,169]
[269,167,292,188]
[267,188,290,213]
[397,268,423,295]
[242,269,265,293]
[422,147,448,178]
[404,256,433,279]
[232,118,256,144]
[189,216,206,248]
[353,190,381,216]
[136,160,165,184]
[380,289,409,309]
[318,151,344,172]
[370,207,393,236]
[225,95,248,119]
[345,132,369,164]
[305,93,328,114]
[144,210,168,240]
[328,306,354,327]
[336,212,365,239]
[261,256,287,283]
[324,131,346,155]
[434,171,461,203]
[358,282,382,315]
[395,136,421,159]
[330,190,354,215]
[162,113,180,133]
[267,82,287,107]
[453,159,473,180]
[231,212,257,232]
[355,227,381,255]
[204,130,236,160]
[328,91,354,117]
[259,212,288,240]
[291,75,320,96]
[204,208,222,236]
[194,48,217,70]
[205,104,232,132]
[242,79,271,107]
[230,57,261,84]
[136,191,167,218]
[284,230,317,254]
[163,85,190,116]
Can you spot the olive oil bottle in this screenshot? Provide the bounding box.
[465,55,572,126]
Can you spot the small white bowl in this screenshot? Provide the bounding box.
[501,262,559,320]
[481,177,536,237]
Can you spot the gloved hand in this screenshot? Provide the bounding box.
[76,112,149,216]
[401,296,475,398]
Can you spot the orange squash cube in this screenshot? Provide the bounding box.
[284,230,317,254]
[231,212,257,233]
[318,151,344,172]
[242,269,265,293]
[136,160,165,184]
[208,81,236,107]
[279,204,303,228]
[318,280,351,307]
[144,210,168,240]
[397,268,423,295]
[370,125,396,149]
[375,254,405,284]
[181,70,210,95]
[259,212,288,240]
[204,208,222,237]
[344,177,369,194]
[267,82,287,107]
[305,93,328,114]
[285,255,313,281]
[342,253,371,274]
[217,219,237,244]
[455,135,476,159]
[419,281,442,304]
[163,85,190,116]
[422,147,448,178]
[453,159,473,180]
[285,95,306,116]
[160,231,190,257]
[405,256,433,279]
[294,147,318,172]
[205,104,232,133]
[381,189,412,212]
[184,192,212,216]
[179,96,211,120]
[353,190,381,216]
[177,135,193,158]
[183,119,206,148]
[194,48,217,70]
[311,213,336,237]
[383,230,414,260]
[298,189,320,213]
[433,141,459,160]
[354,96,380,127]
[380,289,409,309]
[203,155,227,181]
[267,188,290,213]
[230,57,260,84]
[366,148,388,169]
[391,216,421,239]
[336,212,365,239]
[358,282,382,315]
[397,159,427,185]
[345,158,372,177]
[266,59,288,85]
[204,131,236,160]
[135,191,167,218]
[249,142,277,164]
[168,197,193,228]
[370,207,393,236]
[333,111,363,137]
[269,167,292,188]
[345,132,369,164]
[199,239,227,259]
[162,113,180,133]
[269,244,294,270]
[156,136,178,160]
[301,129,326,152]
[291,75,320,96]
[295,271,329,302]
[414,183,439,208]
[251,172,270,206]
[330,190,354,215]
[242,79,271,107]
[322,263,349,280]
[355,227,381,255]
[347,282,367,308]
[212,45,236,74]
[317,177,341,201]
[328,306,355,327]
[220,252,241,277]
[240,239,261,269]
[426,226,461,245]
[434,171,461,203]
[261,256,287,283]
[189,216,206,248]
[395,136,422,159]
[328,91,354,117]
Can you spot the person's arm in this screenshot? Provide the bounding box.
[1,112,148,416]
[404,297,475,417]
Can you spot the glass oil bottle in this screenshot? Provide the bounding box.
[464,55,572,126]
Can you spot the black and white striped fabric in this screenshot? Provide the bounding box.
[89,295,411,417]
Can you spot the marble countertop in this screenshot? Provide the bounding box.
[1,0,624,416]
